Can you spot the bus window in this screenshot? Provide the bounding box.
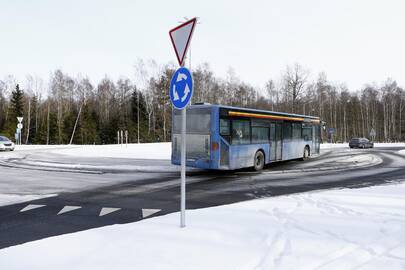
[292,123,302,139]
[283,122,292,140]
[252,127,269,143]
[220,119,230,135]
[173,108,211,134]
[220,118,231,143]
[302,125,313,141]
[252,119,270,127]
[232,119,251,145]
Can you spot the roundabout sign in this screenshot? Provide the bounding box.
[169,67,193,110]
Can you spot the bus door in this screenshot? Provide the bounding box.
[314,125,320,154]
[270,123,282,161]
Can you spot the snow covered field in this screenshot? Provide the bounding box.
[9,143,172,160]
[0,194,56,207]
[7,142,405,161]
[0,182,404,269]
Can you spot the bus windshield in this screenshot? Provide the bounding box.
[173,107,211,134]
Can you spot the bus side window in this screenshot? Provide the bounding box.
[302,124,313,141]
[292,123,301,139]
[232,119,251,145]
[220,119,231,143]
[283,122,292,140]
[252,127,269,143]
[220,119,230,135]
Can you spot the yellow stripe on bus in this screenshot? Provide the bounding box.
[228,111,319,123]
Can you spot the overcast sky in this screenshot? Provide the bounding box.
[1,0,404,92]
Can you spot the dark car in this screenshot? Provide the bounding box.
[349,138,374,149]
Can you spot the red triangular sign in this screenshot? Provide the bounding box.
[169,18,197,66]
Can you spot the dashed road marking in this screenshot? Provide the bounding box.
[20,204,46,212]
[17,204,162,218]
[142,209,161,218]
[99,207,121,217]
[57,206,82,215]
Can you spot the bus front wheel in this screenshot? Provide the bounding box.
[253,151,265,171]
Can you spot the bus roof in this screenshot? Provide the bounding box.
[189,104,320,120]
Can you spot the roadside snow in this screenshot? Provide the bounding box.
[12,143,171,160]
[0,194,56,207]
[1,182,404,270]
[11,159,180,173]
[320,143,349,149]
[321,142,405,149]
[398,149,405,156]
[10,142,405,160]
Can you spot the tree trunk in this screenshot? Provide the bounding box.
[25,98,31,144]
[69,100,84,145]
[46,101,50,145]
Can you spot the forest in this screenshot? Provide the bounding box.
[0,60,404,144]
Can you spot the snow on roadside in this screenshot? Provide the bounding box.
[374,142,405,147]
[10,142,405,160]
[1,182,405,270]
[321,142,405,149]
[12,143,171,160]
[0,194,56,207]
[320,143,348,149]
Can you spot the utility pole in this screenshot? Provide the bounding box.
[25,99,31,144]
[137,91,140,144]
[69,100,84,145]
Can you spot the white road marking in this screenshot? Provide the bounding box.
[142,209,161,218]
[99,207,121,217]
[57,206,82,215]
[20,204,46,212]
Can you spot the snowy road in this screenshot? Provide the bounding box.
[0,145,404,249]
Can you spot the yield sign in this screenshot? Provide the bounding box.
[169,17,197,66]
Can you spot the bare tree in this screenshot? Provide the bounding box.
[282,63,309,113]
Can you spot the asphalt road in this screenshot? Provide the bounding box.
[0,146,404,249]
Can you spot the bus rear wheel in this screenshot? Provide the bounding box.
[302,146,310,161]
[253,151,265,171]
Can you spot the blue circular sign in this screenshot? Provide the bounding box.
[169,67,193,110]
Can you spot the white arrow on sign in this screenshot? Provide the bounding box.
[181,84,190,102]
[172,72,190,102]
[176,72,188,82]
[169,17,197,66]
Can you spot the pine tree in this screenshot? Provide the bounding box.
[3,84,24,139]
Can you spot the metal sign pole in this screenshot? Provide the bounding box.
[125,130,128,147]
[181,107,186,227]
[169,17,196,228]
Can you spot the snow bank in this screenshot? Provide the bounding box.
[320,143,348,149]
[13,142,405,160]
[374,142,405,147]
[1,182,405,269]
[0,194,56,207]
[321,142,405,150]
[398,149,405,156]
[12,143,172,160]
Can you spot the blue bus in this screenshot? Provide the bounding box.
[172,104,321,171]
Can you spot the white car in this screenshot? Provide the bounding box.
[0,136,15,151]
